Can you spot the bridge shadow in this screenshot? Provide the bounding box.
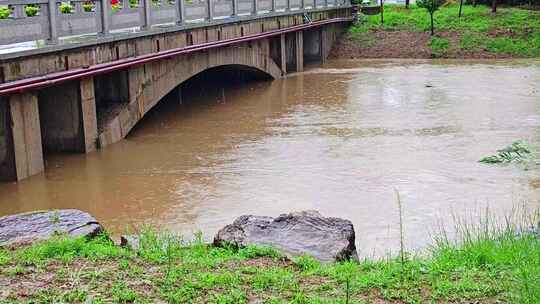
[126,64,274,138]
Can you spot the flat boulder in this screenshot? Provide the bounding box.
[214,210,358,263]
[0,209,103,246]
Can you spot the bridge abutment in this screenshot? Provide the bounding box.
[0,93,45,181]
[295,31,304,72]
[303,29,322,62]
[0,98,15,181]
[38,80,98,153]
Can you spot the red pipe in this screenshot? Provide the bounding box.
[0,17,351,97]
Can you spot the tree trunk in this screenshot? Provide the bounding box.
[405,0,409,8]
[380,1,384,24]
[458,0,463,18]
[492,0,497,13]
[430,13,434,35]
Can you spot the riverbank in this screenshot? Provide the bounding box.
[1,226,539,303]
[331,5,540,59]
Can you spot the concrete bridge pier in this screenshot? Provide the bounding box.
[0,77,98,181]
[38,79,98,154]
[0,94,44,181]
[284,32,304,73]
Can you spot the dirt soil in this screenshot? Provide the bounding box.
[330,30,513,59]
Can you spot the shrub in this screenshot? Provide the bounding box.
[0,6,11,19]
[25,4,39,17]
[60,2,73,13]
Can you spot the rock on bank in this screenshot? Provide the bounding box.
[214,210,359,263]
[0,209,103,246]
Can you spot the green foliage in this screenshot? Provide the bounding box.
[417,0,445,14]
[429,36,449,57]
[353,5,540,57]
[0,6,11,18]
[15,233,129,265]
[83,2,94,12]
[25,4,39,17]
[2,219,540,303]
[60,2,73,13]
[111,282,138,303]
[479,140,532,164]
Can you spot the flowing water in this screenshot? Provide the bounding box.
[1,59,540,257]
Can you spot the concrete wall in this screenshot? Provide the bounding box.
[285,33,298,72]
[9,93,44,181]
[94,71,129,108]
[303,29,322,62]
[0,99,15,181]
[38,82,85,153]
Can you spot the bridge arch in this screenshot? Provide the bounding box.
[96,42,282,148]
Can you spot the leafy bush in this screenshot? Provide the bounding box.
[417,0,446,35]
[83,1,94,12]
[60,2,73,13]
[0,6,11,19]
[25,4,39,17]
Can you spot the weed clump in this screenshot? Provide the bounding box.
[479,140,533,164]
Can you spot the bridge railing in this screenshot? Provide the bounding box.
[0,0,350,46]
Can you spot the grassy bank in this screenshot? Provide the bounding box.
[1,225,539,304]
[332,4,540,58]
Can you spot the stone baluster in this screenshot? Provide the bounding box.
[12,4,24,18]
[207,0,212,20]
[177,0,184,24]
[48,0,58,43]
[143,0,151,29]
[100,0,110,35]
[74,1,83,13]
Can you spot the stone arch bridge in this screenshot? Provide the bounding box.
[0,0,352,182]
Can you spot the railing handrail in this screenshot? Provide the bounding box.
[0,0,349,46]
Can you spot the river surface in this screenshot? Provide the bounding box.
[1,59,540,257]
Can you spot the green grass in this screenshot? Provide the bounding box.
[350,4,540,57]
[429,36,450,57]
[1,220,539,303]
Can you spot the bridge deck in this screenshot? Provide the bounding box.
[0,0,350,60]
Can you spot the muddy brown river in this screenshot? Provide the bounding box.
[1,59,540,257]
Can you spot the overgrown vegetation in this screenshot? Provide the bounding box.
[344,4,540,58]
[479,140,534,164]
[1,216,539,303]
[417,0,446,35]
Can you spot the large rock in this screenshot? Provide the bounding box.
[0,209,103,246]
[214,210,358,263]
